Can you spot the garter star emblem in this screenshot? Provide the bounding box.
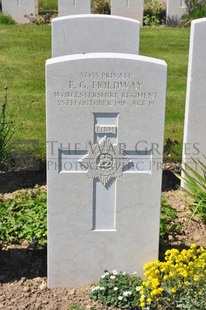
[79,136,129,186]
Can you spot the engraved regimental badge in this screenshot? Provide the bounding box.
[79,136,129,186]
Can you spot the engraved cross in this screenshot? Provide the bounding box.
[59,113,152,231]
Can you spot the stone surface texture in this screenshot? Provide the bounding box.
[167,0,187,21]
[58,0,91,17]
[46,53,167,288]
[182,18,206,176]
[52,15,140,57]
[111,0,144,25]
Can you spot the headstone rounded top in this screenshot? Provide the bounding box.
[47,52,167,68]
[52,14,141,57]
[52,14,140,25]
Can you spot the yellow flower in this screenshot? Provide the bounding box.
[171,287,176,293]
[193,275,199,282]
[140,301,145,308]
[169,271,175,278]
[190,243,197,250]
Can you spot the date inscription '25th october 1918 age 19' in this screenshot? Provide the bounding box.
[53,71,158,108]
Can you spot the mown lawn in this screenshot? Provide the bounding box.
[140,27,190,159]
[0,25,190,159]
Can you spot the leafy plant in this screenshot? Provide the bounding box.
[179,0,206,27]
[144,0,166,27]
[0,13,15,25]
[140,244,206,309]
[0,185,47,248]
[160,195,181,240]
[91,0,110,14]
[89,270,142,309]
[0,86,18,166]
[164,136,179,158]
[176,160,206,223]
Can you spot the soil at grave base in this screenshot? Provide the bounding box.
[1,168,206,310]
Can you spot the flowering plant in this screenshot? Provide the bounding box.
[140,244,206,309]
[180,0,206,27]
[144,0,166,27]
[89,270,143,309]
[185,0,206,18]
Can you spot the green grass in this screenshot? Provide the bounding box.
[0,25,190,160]
[0,24,51,157]
[140,27,190,160]
[41,0,58,10]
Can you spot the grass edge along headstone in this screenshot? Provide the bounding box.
[182,18,206,182]
[52,14,140,57]
[46,53,167,288]
[58,0,91,17]
[2,0,38,24]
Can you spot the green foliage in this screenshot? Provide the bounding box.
[180,0,206,27]
[91,0,110,14]
[160,195,181,240]
[164,136,179,159]
[0,13,15,25]
[0,185,47,248]
[89,270,142,309]
[177,160,206,223]
[0,86,18,165]
[144,0,166,27]
[141,244,206,309]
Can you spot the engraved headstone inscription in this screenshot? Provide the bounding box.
[2,0,38,24]
[46,53,167,288]
[167,0,187,22]
[58,0,91,17]
[182,18,206,177]
[111,0,144,26]
[52,15,140,57]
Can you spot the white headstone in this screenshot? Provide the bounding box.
[111,0,144,26]
[58,0,91,17]
[2,0,38,24]
[167,0,187,21]
[52,15,140,57]
[46,53,167,288]
[182,18,206,176]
